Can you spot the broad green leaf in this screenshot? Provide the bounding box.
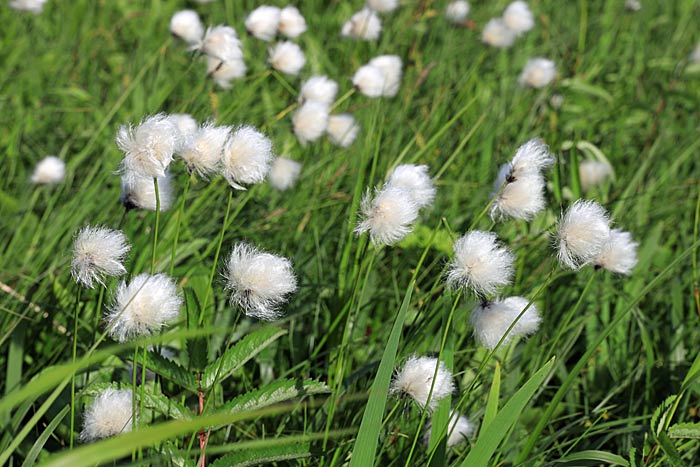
[655,431,684,467]
[459,357,555,467]
[202,327,287,389]
[482,361,501,432]
[142,350,197,393]
[184,288,208,372]
[209,439,312,467]
[668,422,700,439]
[557,450,630,466]
[349,281,413,467]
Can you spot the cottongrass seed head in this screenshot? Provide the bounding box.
[391,356,455,412]
[299,75,338,106]
[107,273,182,342]
[447,231,514,296]
[72,226,130,288]
[327,114,360,148]
[557,199,611,269]
[353,64,385,98]
[116,114,180,178]
[387,164,436,210]
[80,388,134,442]
[292,101,330,145]
[278,6,307,38]
[121,171,174,211]
[445,0,470,23]
[482,18,516,48]
[268,41,306,76]
[490,165,547,221]
[178,122,230,177]
[503,1,535,35]
[170,10,203,45]
[369,55,403,97]
[269,157,302,191]
[10,0,47,14]
[31,156,65,185]
[426,410,475,447]
[510,138,555,176]
[470,296,541,350]
[355,185,419,246]
[199,25,243,62]
[341,8,381,41]
[167,113,198,142]
[595,228,639,275]
[579,160,613,191]
[245,5,281,41]
[519,58,556,88]
[367,0,399,13]
[221,125,274,189]
[207,56,247,89]
[225,243,298,321]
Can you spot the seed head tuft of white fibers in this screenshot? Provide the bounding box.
[557,199,611,270]
[167,113,198,141]
[299,75,338,106]
[390,356,455,412]
[446,231,514,296]
[31,156,65,185]
[445,0,470,23]
[170,10,204,45]
[425,410,475,447]
[482,18,516,48]
[79,388,134,442]
[278,6,307,38]
[268,41,306,76]
[594,229,639,275]
[221,125,274,190]
[367,0,399,13]
[10,0,47,14]
[245,5,281,41]
[225,243,298,321]
[269,157,302,191]
[387,164,436,210]
[327,114,360,148]
[178,123,230,178]
[510,138,555,176]
[292,101,329,145]
[116,114,180,178]
[341,8,382,41]
[369,55,403,97]
[470,296,541,350]
[490,166,547,221]
[199,26,243,63]
[207,57,247,89]
[502,1,534,35]
[106,273,182,342]
[625,0,642,12]
[518,58,556,88]
[690,44,700,64]
[72,226,131,289]
[355,186,419,246]
[353,64,385,98]
[120,171,174,212]
[579,160,613,191]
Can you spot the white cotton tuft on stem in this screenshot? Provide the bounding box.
[178,123,230,178]
[594,228,639,275]
[299,75,338,106]
[518,58,556,88]
[390,356,455,412]
[557,199,611,269]
[116,114,180,178]
[120,171,174,212]
[355,185,419,246]
[268,157,302,191]
[278,6,307,38]
[268,41,306,76]
[292,101,329,145]
[502,1,534,35]
[199,26,243,63]
[31,156,65,185]
[80,388,134,442]
[326,114,360,148]
[245,5,281,41]
[387,164,436,209]
[353,64,385,98]
[71,226,131,288]
[367,0,399,13]
[341,8,382,41]
[445,1,470,23]
[579,160,613,191]
[221,125,274,189]
[482,18,516,48]
[446,231,514,296]
[170,10,204,45]
[470,296,541,350]
[369,55,403,97]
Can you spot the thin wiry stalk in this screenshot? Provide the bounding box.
[69,286,82,449]
[151,177,160,275]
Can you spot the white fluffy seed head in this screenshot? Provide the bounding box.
[225,242,298,321]
[72,226,130,289]
[9,0,46,13]
[579,160,613,191]
[200,26,243,62]
[510,138,555,177]
[268,41,306,76]
[445,0,470,23]
[292,101,330,145]
[557,200,611,269]
[387,164,436,209]
[367,0,399,13]
[167,113,198,141]
[355,185,419,246]
[447,231,514,296]
[278,6,307,38]
[390,356,455,412]
[327,114,360,148]
[470,296,541,350]
[170,10,204,45]
[207,57,247,89]
[490,165,547,221]
[107,273,182,342]
[221,125,273,189]
[120,171,174,212]
[116,114,180,178]
[482,18,516,48]
[178,123,230,178]
[446,412,476,447]
[299,75,338,106]
[353,64,385,97]
[31,156,65,184]
[519,58,556,88]
[369,55,403,97]
[595,229,638,275]
[245,5,281,41]
[503,1,534,35]
[341,8,382,41]
[80,388,133,442]
[690,44,700,64]
[268,157,302,191]
[625,0,642,11]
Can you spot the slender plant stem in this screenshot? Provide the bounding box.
[331,88,356,111]
[131,345,139,460]
[85,285,106,386]
[69,286,82,449]
[151,177,161,275]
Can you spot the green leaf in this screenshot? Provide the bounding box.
[202,326,287,389]
[142,351,197,393]
[209,439,313,467]
[668,423,700,439]
[557,450,630,466]
[459,357,555,467]
[482,361,501,432]
[655,431,685,467]
[184,288,208,372]
[349,281,413,467]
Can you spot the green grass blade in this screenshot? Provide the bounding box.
[482,361,501,432]
[348,280,414,467]
[21,405,69,467]
[556,450,630,466]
